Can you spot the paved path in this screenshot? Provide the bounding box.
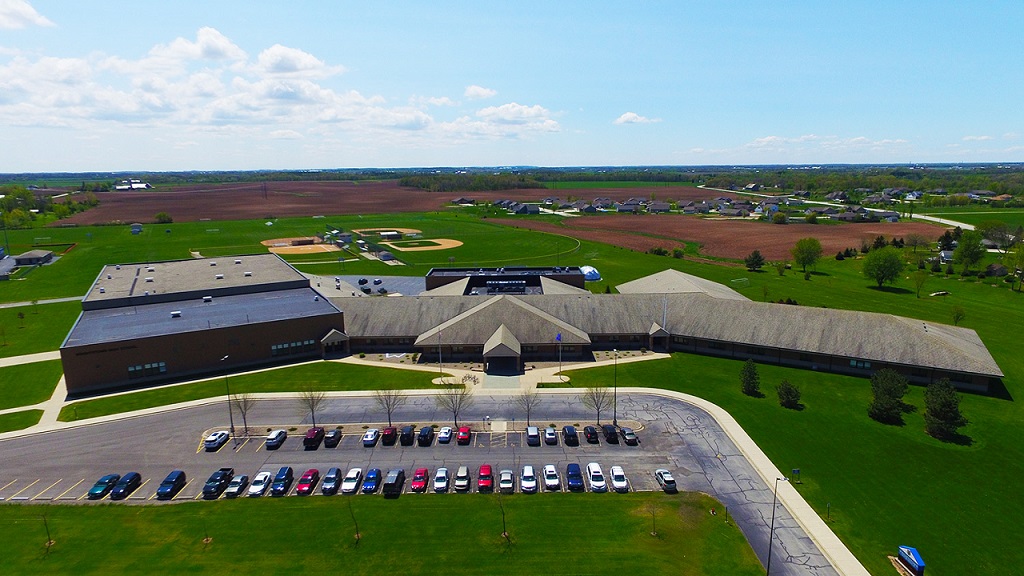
[0,296,83,309]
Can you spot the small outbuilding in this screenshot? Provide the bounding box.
[15,250,54,266]
[130,223,143,234]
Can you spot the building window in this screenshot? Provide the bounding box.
[127,361,166,379]
[672,336,690,345]
[849,359,871,369]
[271,339,318,357]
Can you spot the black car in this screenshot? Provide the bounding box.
[417,426,434,447]
[562,425,579,446]
[156,470,186,500]
[202,469,234,499]
[358,278,368,285]
[110,472,142,500]
[601,424,619,444]
[583,426,600,444]
[270,466,294,496]
[399,425,416,446]
[324,429,342,448]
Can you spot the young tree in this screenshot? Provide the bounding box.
[937,230,956,251]
[744,250,766,271]
[230,393,257,436]
[911,269,929,298]
[740,359,761,397]
[872,235,888,250]
[790,237,823,273]
[905,233,929,253]
[580,387,612,424]
[298,385,327,428]
[953,229,985,274]
[867,369,910,424]
[1005,241,1024,291]
[435,383,474,427]
[924,378,968,440]
[773,260,787,276]
[951,305,966,326]
[976,220,1013,253]
[862,246,906,288]
[513,391,543,426]
[373,389,407,427]
[776,380,801,409]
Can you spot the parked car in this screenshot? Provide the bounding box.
[270,466,294,496]
[203,467,235,499]
[583,426,600,444]
[498,469,515,493]
[586,463,607,492]
[437,426,453,444]
[362,428,380,447]
[156,470,186,500]
[110,472,142,500]
[521,465,538,494]
[410,468,429,492]
[562,425,579,446]
[654,469,677,493]
[417,426,435,446]
[601,424,619,444]
[341,468,363,494]
[382,468,406,497]
[303,426,325,450]
[373,278,382,285]
[544,427,558,445]
[362,468,382,494]
[381,426,398,446]
[321,467,342,495]
[265,429,287,449]
[454,466,471,492]
[457,426,472,445]
[477,464,494,492]
[358,278,368,285]
[224,474,249,498]
[526,426,541,446]
[87,474,120,500]
[609,466,629,493]
[543,464,560,491]
[204,430,230,451]
[399,425,416,446]
[433,467,450,493]
[296,469,320,495]
[324,429,342,448]
[248,471,272,497]
[566,464,584,492]
[620,427,638,446]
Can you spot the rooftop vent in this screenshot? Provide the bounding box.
[234,259,242,264]
[210,261,217,266]
[144,291,149,296]
[170,310,181,318]
[215,274,224,280]
[145,277,154,282]
[115,265,121,270]
[146,267,154,272]
[106,274,112,280]
[99,287,105,293]
[203,296,213,303]
[244,271,252,277]
[314,296,320,301]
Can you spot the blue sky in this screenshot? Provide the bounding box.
[1,1,1022,171]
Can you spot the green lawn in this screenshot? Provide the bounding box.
[915,206,1024,229]
[0,409,42,432]
[0,360,63,410]
[0,301,82,359]
[0,492,759,575]
[59,361,448,422]
[543,180,699,189]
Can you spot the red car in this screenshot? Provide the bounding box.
[410,467,429,492]
[295,468,320,495]
[381,426,398,446]
[477,464,494,492]
[457,426,472,445]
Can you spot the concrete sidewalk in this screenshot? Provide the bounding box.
[0,350,61,368]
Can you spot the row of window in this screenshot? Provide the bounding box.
[271,339,318,357]
[127,361,167,379]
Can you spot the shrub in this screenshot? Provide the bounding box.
[776,380,801,409]
[945,263,955,275]
[835,252,845,261]
[154,212,173,224]
[931,260,942,273]
[740,359,761,397]
[672,248,685,259]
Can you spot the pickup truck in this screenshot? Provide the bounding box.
[202,467,235,499]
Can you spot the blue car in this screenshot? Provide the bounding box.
[566,463,584,492]
[362,468,382,494]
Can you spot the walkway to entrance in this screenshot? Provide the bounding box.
[482,374,522,390]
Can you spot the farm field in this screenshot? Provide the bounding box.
[0,493,760,575]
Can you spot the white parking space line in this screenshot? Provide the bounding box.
[9,479,40,500]
[32,479,62,500]
[55,479,84,500]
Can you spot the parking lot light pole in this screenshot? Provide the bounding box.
[612,349,618,427]
[221,355,236,442]
[766,476,789,575]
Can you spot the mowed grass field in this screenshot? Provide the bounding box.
[1,493,761,575]
[915,205,1024,229]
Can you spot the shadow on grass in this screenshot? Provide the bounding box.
[781,402,805,411]
[867,285,913,295]
[936,431,974,446]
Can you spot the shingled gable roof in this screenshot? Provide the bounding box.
[616,269,748,300]
[413,295,590,347]
[484,324,521,357]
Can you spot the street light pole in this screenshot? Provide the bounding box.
[221,355,236,443]
[766,476,789,575]
[612,348,618,427]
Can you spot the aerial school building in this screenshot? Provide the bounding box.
[60,260,1003,396]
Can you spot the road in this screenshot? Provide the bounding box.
[0,392,838,576]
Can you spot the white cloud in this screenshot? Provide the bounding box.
[256,44,343,78]
[464,84,496,99]
[151,27,247,62]
[962,135,993,141]
[269,129,302,139]
[0,0,53,29]
[613,111,660,125]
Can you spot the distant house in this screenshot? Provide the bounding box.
[14,250,54,266]
[615,203,639,213]
[718,208,749,217]
[805,206,838,216]
[581,204,598,214]
[682,201,711,214]
[647,202,671,213]
[939,250,955,264]
[825,191,849,202]
[593,197,613,208]
[514,204,540,215]
[875,211,900,222]
[379,251,396,261]
[992,194,1014,202]
[541,197,561,205]
[114,179,151,190]
[452,197,476,205]
[380,231,402,241]
[744,183,762,191]
[831,212,862,222]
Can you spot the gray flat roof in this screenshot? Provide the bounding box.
[84,254,305,305]
[64,287,341,347]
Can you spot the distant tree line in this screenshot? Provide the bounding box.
[398,174,545,192]
[1,185,99,228]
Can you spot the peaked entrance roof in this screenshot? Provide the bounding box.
[484,324,521,357]
[413,295,590,347]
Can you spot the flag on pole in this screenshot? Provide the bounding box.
[556,333,561,342]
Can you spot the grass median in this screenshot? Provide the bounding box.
[0,410,43,433]
[0,360,63,410]
[59,361,447,422]
[0,492,759,574]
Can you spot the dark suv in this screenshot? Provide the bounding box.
[399,425,416,446]
[270,466,294,496]
[156,470,186,500]
[562,425,579,446]
[303,426,325,450]
[324,429,342,448]
[601,424,619,444]
[583,426,600,444]
[417,426,434,447]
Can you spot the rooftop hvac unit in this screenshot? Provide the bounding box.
[146,267,154,272]
[170,311,181,318]
[244,271,252,277]
[215,274,224,279]
[107,274,112,279]
[203,296,213,303]
[145,277,154,282]
[314,296,320,301]
[143,291,149,296]
[99,287,105,293]
[234,259,242,264]
[210,261,217,266]
[115,265,121,270]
